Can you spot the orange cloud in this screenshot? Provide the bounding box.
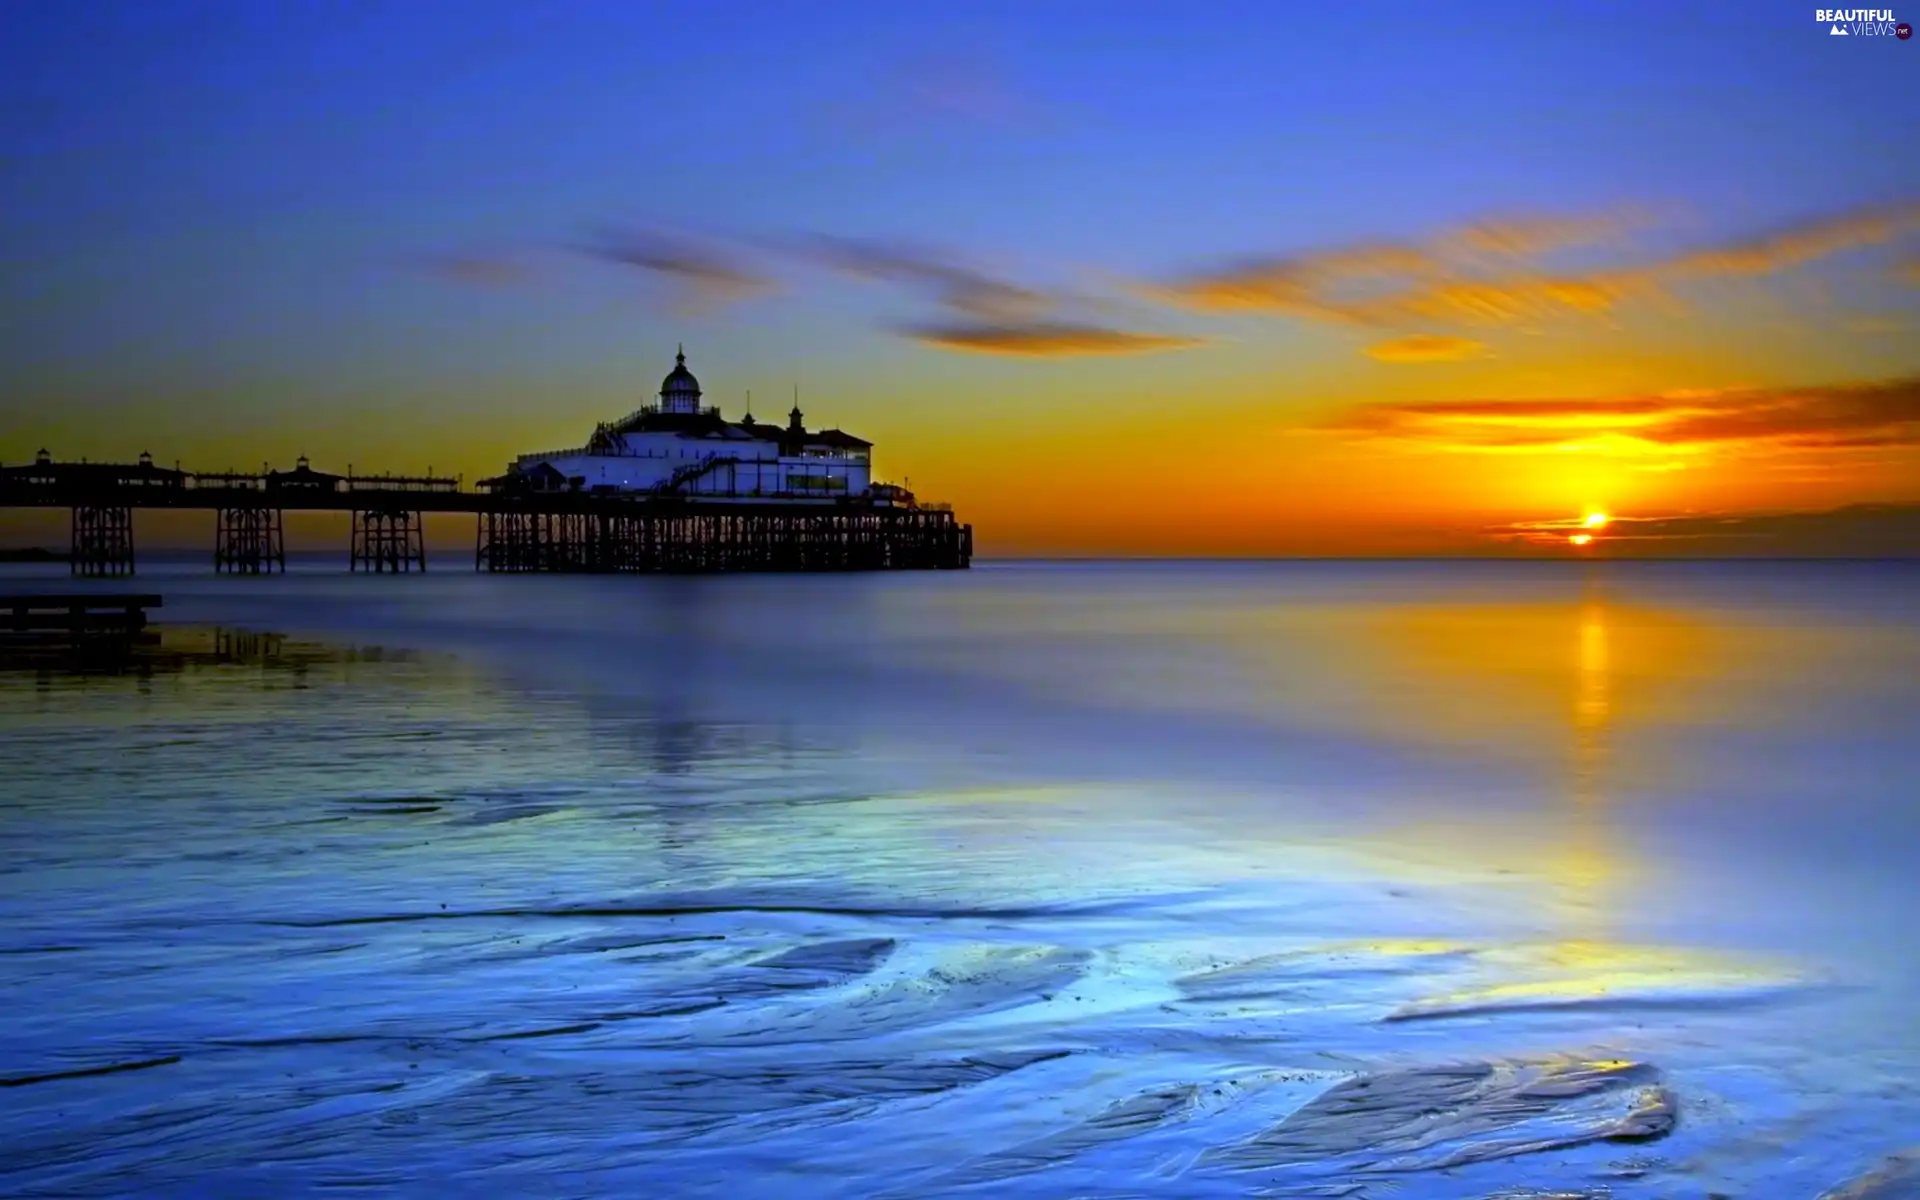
[1385,278,1630,325]
[1325,376,1920,457]
[1149,200,1920,330]
[1491,504,1920,557]
[1654,202,1920,279]
[1147,213,1626,323]
[905,323,1206,357]
[1435,213,1637,258]
[1139,242,1441,322]
[1365,334,1488,363]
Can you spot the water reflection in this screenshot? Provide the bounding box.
[1567,592,1614,930]
[1,565,1916,1196]
[1,624,422,686]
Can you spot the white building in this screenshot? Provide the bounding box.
[490,349,912,504]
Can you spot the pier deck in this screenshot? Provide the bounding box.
[0,464,971,576]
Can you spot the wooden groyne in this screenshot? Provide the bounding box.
[0,593,161,660]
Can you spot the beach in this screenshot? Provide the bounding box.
[3,559,1917,1197]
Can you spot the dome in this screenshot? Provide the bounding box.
[660,347,701,400]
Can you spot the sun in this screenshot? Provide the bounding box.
[1583,511,1611,529]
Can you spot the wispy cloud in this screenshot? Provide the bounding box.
[1148,201,1920,341]
[417,200,1918,363]
[1365,334,1488,363]
[788,234,1054,322]
[1140,241,1442,323]
[1144,213,1634,325]
[1652,203,1920,279]
[581,228,777,312]
[1490,504,1920,557]
[786,233,1201,356]
[1433,213,1639,260]
[406,251,542,288]
[1323,376,1920,458]
[903,323,1206,357]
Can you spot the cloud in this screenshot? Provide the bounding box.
[1140,242,1442,322]
[1387,277,1630,325]
[408,252,541,288]
[1148,201,1920,336]
[903,323,1207,357]
[785,233,1199,359]
[568,225,1156,357]
[1144,214,1630,324]
[1433,213,1639,259]
[1365,334,1489,363]
[789,234,1053,322]
[1324,376,1920,457]
[1489,504,1920,557]
[582,229,777,310]
[1653,202,1920,279]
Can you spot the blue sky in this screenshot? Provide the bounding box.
[3,0,1917,552]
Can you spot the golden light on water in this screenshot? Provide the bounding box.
[1570,533,1594,546]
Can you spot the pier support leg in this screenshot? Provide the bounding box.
[71,506,136,577]
[476,510,554,572]
[214,506,286,574]
[350,508,426,573]
[466,504,967,574]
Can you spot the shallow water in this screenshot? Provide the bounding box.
[2,560,1917,1197]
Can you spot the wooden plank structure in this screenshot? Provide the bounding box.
[0,593,161,659]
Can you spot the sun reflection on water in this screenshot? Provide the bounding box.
[1562,594,1616,932]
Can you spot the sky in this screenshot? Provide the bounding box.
[3,0,1918,556]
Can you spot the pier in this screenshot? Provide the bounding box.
[0,452,972,576]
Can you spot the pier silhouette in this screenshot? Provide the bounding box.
[0,451,971,576]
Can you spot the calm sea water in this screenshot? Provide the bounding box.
[2,559,1917,1197]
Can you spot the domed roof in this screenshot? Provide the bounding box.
[661,346,701,398]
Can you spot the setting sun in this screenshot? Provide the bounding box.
[1584,513,1611,529]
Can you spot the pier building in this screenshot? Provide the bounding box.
[490,349,886,502]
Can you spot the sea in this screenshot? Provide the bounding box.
[1,558,1917,1198]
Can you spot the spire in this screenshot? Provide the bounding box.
[676,342,685,366]
[743,390,754,423]
[788,384,804,432]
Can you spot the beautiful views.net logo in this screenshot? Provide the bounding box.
[1816,7,1911,35]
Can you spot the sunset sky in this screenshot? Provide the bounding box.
[3,0,1917,556]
